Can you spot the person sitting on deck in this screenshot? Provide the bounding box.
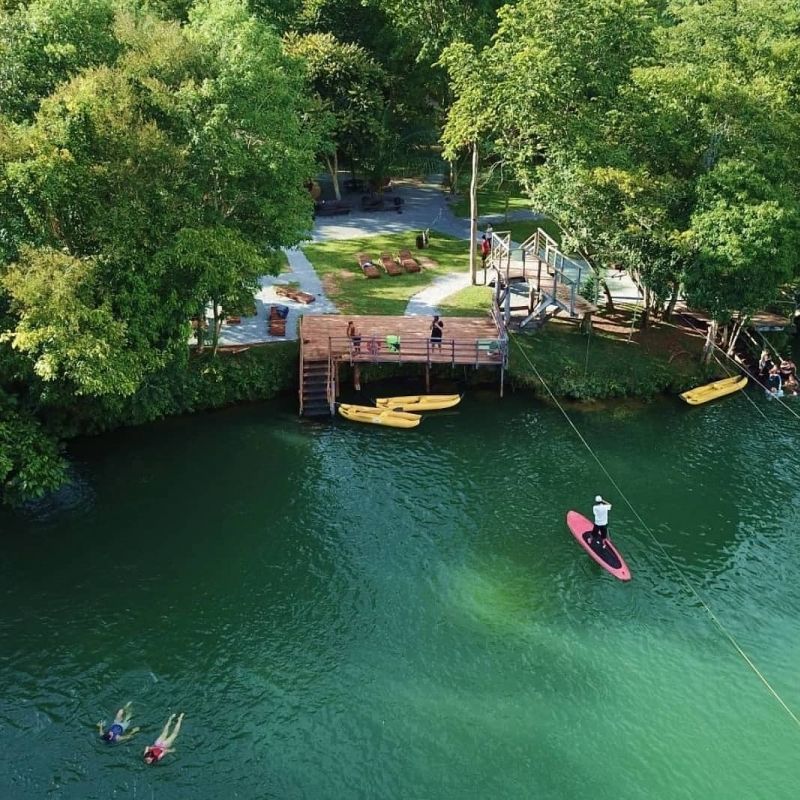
[143,713,184,765]
[98,702,139,743]
[430,315,444,351]
[784,373,799,396]
[346,320,361,354]
[589,495,612,549]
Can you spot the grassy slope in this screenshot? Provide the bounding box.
[302,232,470,315]
[510,319,715,400]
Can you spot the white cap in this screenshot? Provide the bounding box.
[595,495,603,502]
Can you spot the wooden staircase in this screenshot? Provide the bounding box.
[301,359,332,416]
[299,316,335,416]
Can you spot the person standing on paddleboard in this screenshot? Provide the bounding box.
[591,495,612,548]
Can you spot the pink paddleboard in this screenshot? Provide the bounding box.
[566,510,631,582]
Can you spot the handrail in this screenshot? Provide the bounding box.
[328,334,504,368]
[298,316,305,415]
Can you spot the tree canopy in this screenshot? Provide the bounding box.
[2,0,798,504]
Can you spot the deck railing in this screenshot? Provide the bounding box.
[327,334,506,368]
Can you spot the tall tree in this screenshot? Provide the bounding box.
[283,31,387,199]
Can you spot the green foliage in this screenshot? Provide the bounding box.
[2,247,162,395]
[283,30,388,187]
[51,342,298,436]
[371,0,503,64]
[469,0,800,322]
[0,391,67,507]
[0,0,316,389]
[0,0,121,120]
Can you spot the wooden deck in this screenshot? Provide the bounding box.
[301,315,505,365]
[298,314,507,415]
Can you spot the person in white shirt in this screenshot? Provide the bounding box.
[591,495,612,548]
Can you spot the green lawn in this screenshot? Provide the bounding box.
[451,188,532,219]
[302,232,470,315]
[438,285,493,317]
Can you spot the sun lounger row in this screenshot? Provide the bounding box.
[355,250,423,278]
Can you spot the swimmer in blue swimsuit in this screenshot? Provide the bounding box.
[98,702,139,743]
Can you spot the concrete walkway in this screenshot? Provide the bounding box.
[214,247,337,346]
[405,272,473,317]
[215,174,642,342]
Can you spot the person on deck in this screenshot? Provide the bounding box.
[430,315,444,351]
[143,713,184,765]
[590,495,612,548]
[346,320,361,354]
[98,702,139,744]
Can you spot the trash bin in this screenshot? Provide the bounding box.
[416,233,424,249]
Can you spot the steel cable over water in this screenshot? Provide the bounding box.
[510,335,800,731]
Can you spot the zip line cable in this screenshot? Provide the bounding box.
[510,335,800,730]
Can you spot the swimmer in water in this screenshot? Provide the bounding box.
[143,712,184,764]
[98,702,139,743]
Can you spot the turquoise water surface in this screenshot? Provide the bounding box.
[1,388,798,799]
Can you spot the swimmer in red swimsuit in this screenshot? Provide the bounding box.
[143,712,184,764]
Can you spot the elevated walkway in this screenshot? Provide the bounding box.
[489,228,597,330]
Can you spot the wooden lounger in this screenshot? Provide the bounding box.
[398,249,421,273]
[355,252,381,279]
[275,286,315,304]
[380,252,403,276]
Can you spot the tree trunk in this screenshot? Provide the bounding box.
[664,283,680,320]
[449,159,458,195]
[469,141,479,286]
[324,152,341,201]
[727,317,746,356]
[702,319,718,364]
[602,279,615,313]
[640,287,650,329]
[211,301,222,358]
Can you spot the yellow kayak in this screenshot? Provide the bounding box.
[680,375,747,405]
[375,394,461,412]
[338,403,421,428]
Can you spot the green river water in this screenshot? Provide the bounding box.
[1,387,799,799]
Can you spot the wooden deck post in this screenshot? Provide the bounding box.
[425,362,430,393]
[354,364,361,392]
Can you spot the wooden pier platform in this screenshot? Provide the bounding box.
[299,314,507,416]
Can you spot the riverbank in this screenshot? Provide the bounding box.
[508,312,716,400]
